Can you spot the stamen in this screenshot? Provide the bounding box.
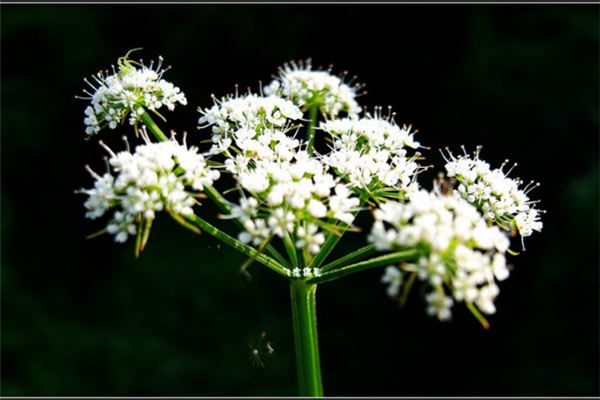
[103,156,110,173]
[98,140,116,158]
[524,182,541,195]
[85,164,101,179]
[139,125,151,144]
[505,162,517,176]
[122,135,130,152]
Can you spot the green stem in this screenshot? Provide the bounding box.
[306,104,318,155]
[309,231,342,269]
[204,184,232,213]
[140,111,169,142]
[307,249,421,285]
[184,214,288,278]
[283,231,299,269]
[310,196,368,269]
[399,272,417,308]
[320,243,377,272]
[290,280,323,397]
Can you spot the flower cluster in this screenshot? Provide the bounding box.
[198,93,303,157]
[264,60,362,118]
[320,112,424,198]
[227,149,361,258]
[81,54,187,135]
[80,137,220,243]
[442,147,543,241]
[370,188,510,321]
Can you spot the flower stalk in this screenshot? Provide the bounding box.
[307,249,422,285]
[290,279,323,397]
[320,243,377,272]
[140,111,169,141]
[306,103,318,155]
[184,214,289,278]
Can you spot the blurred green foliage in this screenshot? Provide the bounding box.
[1,5,598,396]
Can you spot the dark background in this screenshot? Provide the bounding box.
[1,4,598,397]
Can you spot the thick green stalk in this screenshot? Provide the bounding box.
[290,280,323,397]
[140,111,169,141]
[320,243,377,272]
[306,104,318,155]
[184,214,288,277]
[307,249,421,285]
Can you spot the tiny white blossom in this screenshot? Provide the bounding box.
[381,266,404,297]
[296,224,326,254]
[425,290,454,321]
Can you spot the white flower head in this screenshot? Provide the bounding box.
[79,131,219,247]
[199,91,303,155]
[198,92,305,174]
[370,188,511,322]
[441,146,544,245]
[79,50,187,136]
[321,108,426,198]
[226,148,360,266]
[264,59,363,118]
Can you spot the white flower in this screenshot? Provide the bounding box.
[238,218,269,246]
[321,112,424,198]
[370,188,511,321]
[79,53,186,135]
[307,199,327,218]
[264,59,362,118]
[442,146,544,241]
[514,209,543,237]
[106,211,137,243]
[381,266,404,297]
[80,136,219,244]
[425,290,454,321]
[296,224,326,254]
[329,184,360,225]
[81,172,115,219]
